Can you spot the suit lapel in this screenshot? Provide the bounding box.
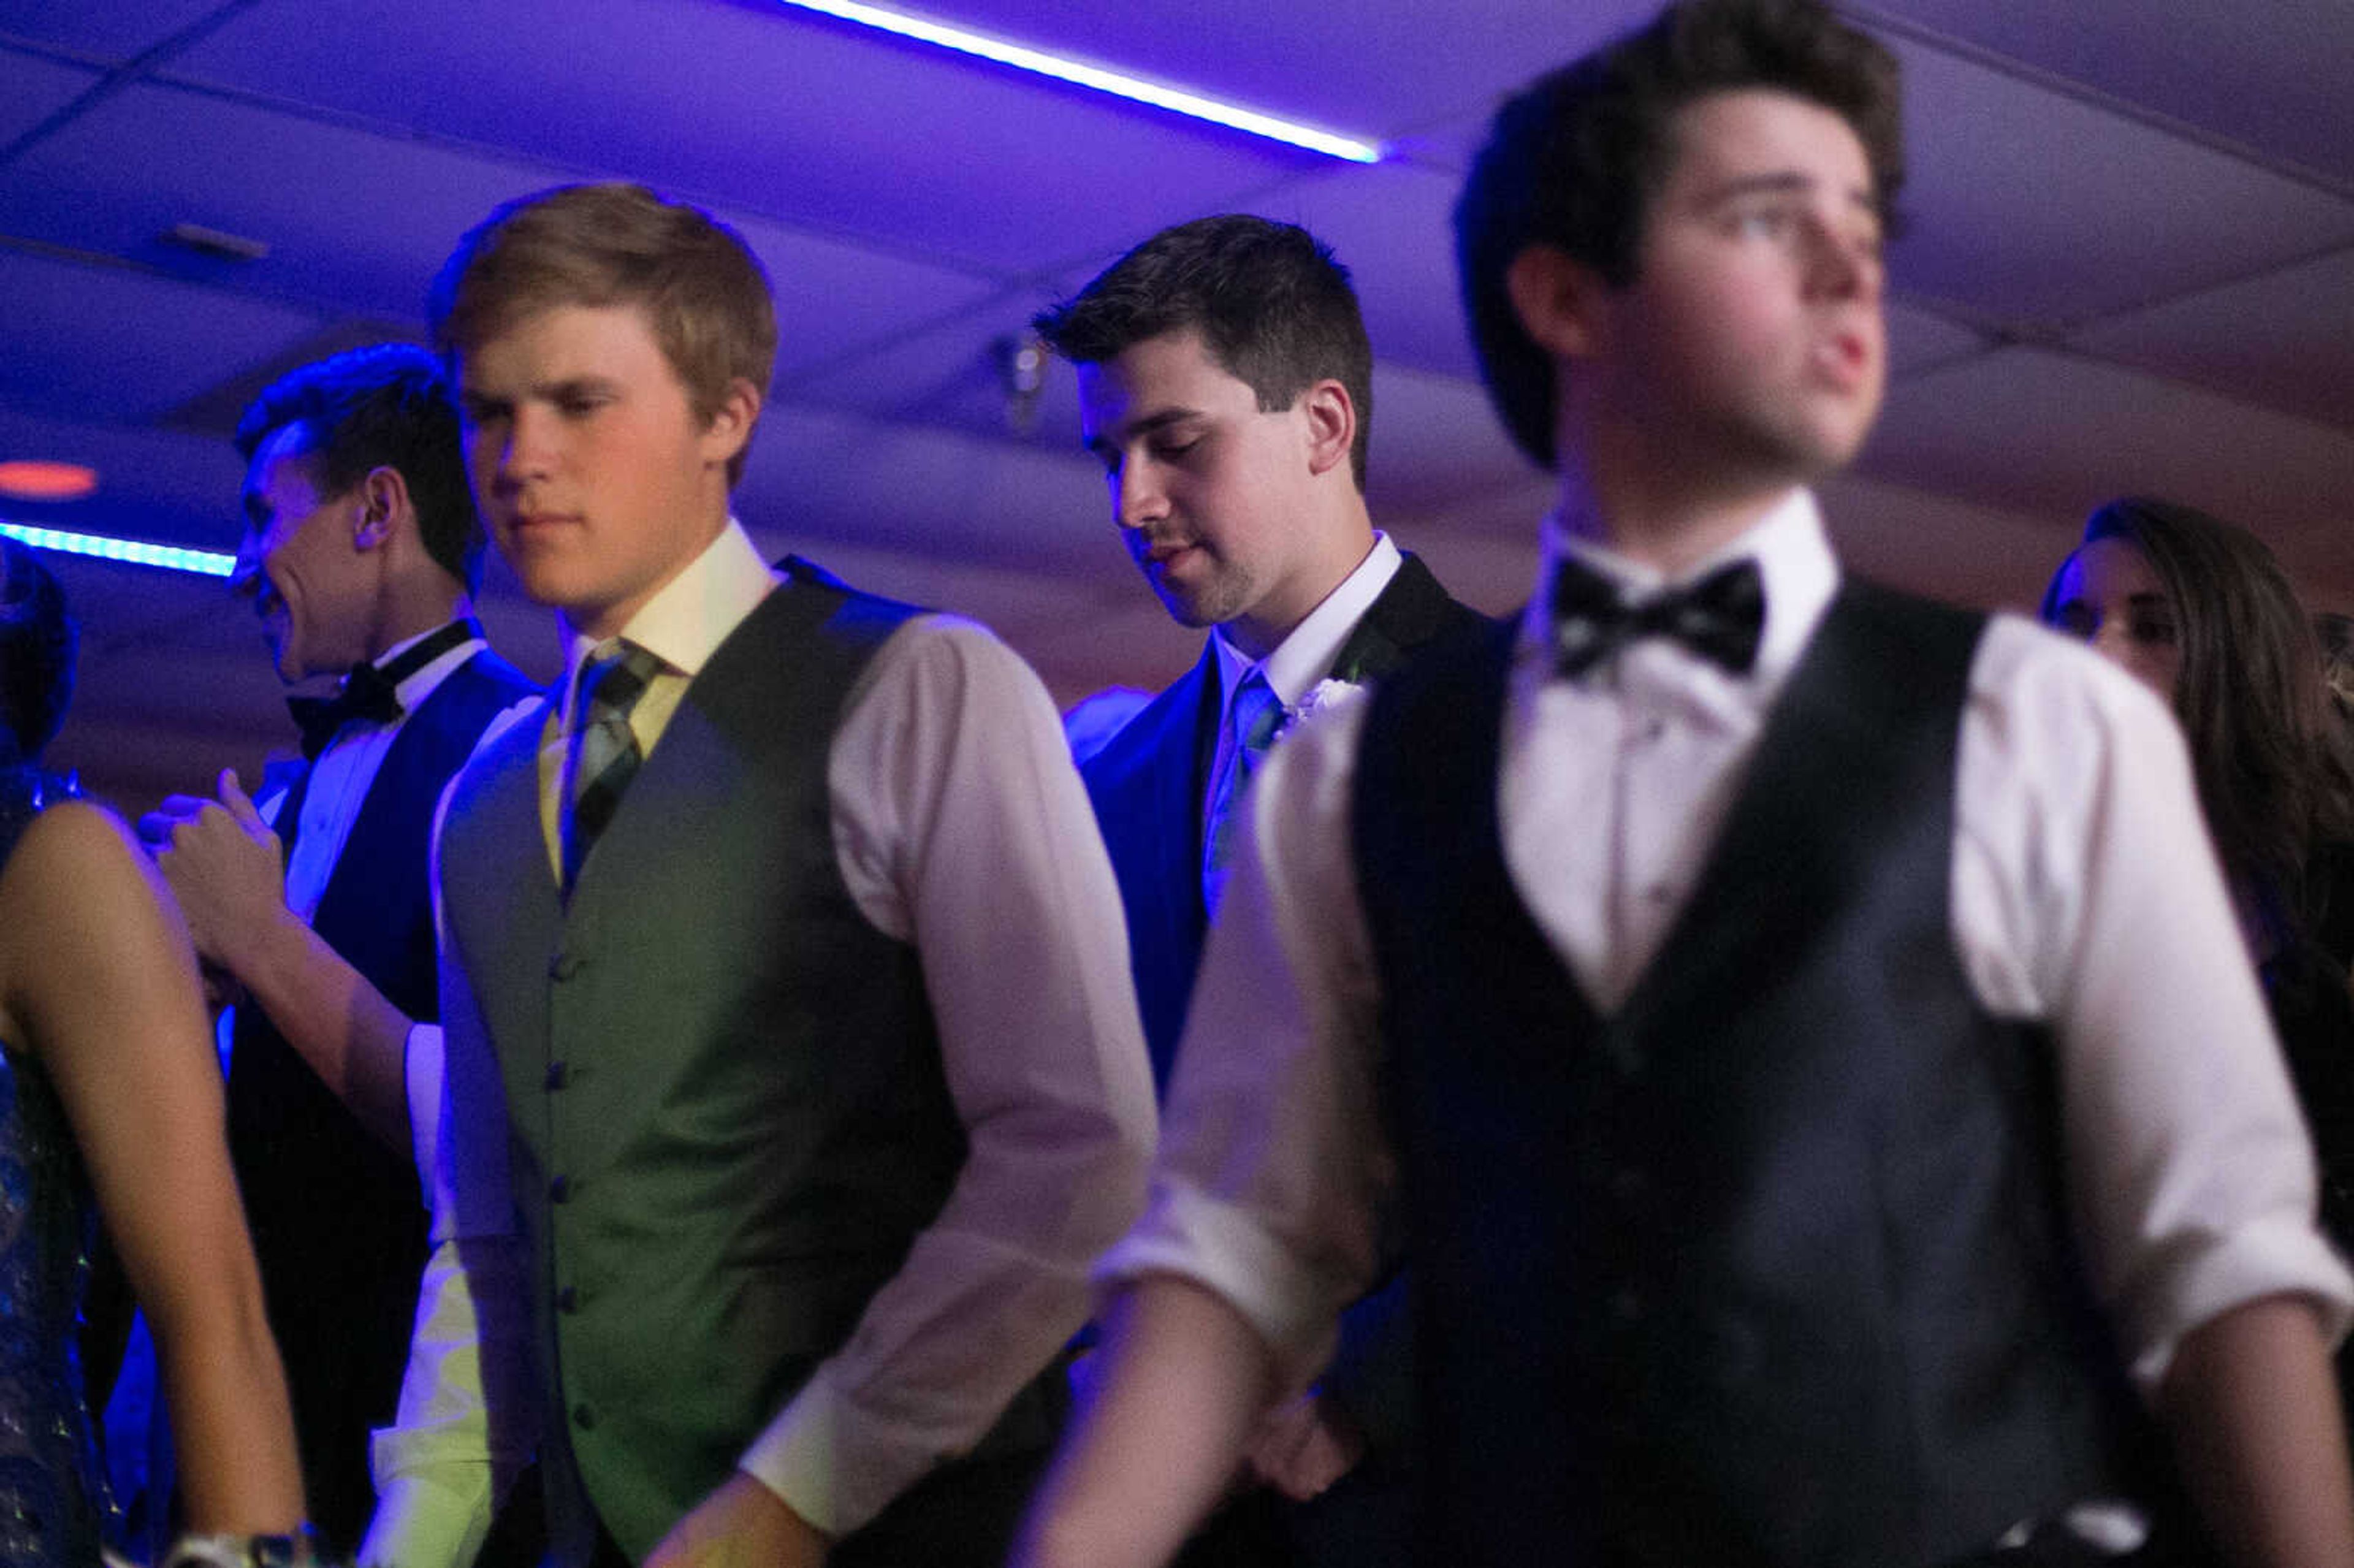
[1327,553,1469,683]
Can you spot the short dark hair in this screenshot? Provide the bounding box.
[2043,497,2354,951]
[1455,0,1904,467]
[0,536,77,765]
[1034,215,1375,490]
[235,344,486,591]
[429,183,777,489]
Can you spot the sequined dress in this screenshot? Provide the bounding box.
[0,767,106,1567]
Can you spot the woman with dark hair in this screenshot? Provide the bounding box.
[2044,497,2354,1320]
[0,536,312,1567]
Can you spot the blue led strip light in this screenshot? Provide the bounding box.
[1,520,236,577]
[767,0,1384,163]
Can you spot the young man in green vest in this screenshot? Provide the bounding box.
[364,182,1157,1568]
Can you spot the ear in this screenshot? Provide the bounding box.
[1299,378,1357,481]
[351,466,412,552]
[698,378,764,470]
[1505,243,1610,362]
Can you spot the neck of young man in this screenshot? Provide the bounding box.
[357,579,475,671]
[1553,426,1814,579]
[1221,509,1378,665]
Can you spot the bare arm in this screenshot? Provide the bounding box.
[2156,1293,2354,1568]
[144,770,411,1151]
[0,801,305,1534]
[1011,1276,1281,1568]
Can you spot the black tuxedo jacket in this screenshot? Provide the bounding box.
[1081,551,1482,1090]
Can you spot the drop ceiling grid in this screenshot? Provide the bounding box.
[1861,346,2354,570]
[162,0,1339,277]
[0,247,326,421]
[0,45,102,146]
[1883,36,2354,330]
[2066,246,2354,436]
[1855,0,2354,190]
[0,1,233,66]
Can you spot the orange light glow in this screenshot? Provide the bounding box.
[0,462,99,501]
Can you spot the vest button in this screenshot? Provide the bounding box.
[1607,1165,1648,1202]
[1609,1285,1644,1324]
[549,1174,573,1203]
[557,1285,580,1314]
[549,953,582,981]
[573,1402,596,1429]
[545,1060,571,1091]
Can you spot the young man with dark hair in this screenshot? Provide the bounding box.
[1032,215,1480,1567]
[368,182,1156,1568]
[1015,4,2354,1566]
[141,343,539,1555]
[1034,214,1481,1082]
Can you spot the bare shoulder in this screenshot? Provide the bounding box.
[0,797,182,979]
[2,797,152,906]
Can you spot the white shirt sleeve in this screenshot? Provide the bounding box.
[1097,695,1392,1385]
[734,614,1159,1536]
[362,764,538,1568]
[1954,617,2354,1391]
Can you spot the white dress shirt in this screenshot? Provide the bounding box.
[1200,533,1401,911]
[1104,489,2353,1403]
[366,521,1157,1565]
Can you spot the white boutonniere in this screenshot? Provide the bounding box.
[1287,677,1366,728]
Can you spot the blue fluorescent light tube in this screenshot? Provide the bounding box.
[766,0,1384,163]
[1,520,236,578]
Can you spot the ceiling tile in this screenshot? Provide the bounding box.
[0,248,325,421]
[1886,37,2354,327]
[1363,363,1540,523]
[1857,345,2354,601]
[1816,471,2080,612]
[169,0,1324,275]
[1262,161,1479,378]
[785,284,1083,447]
[0,2,229,63]
[1887,299,1986,376]
[0,81,557,320]
[736,400,1108,577]
[0,405,246,549]
[902,0,1633,148]
[2068,245,2354,435]
[1857,0,2354,188]
[0,45,99,143]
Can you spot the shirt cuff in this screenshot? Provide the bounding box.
[359,1465,494,1568]
[2124,1210,2354,1395]
[405,1022,444,1204]
[735,1362,932,1540]
[1094,1182,1346,1387]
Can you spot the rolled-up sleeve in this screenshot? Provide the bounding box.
[736,615,1159,1535]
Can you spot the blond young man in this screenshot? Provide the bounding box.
[365,184,1155,1568]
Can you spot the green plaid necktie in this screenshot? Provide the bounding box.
[561,640,665,895]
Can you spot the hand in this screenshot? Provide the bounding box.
[1244,1390,1365,1503]
[644,1472,828,1568]
[140,771,289,973]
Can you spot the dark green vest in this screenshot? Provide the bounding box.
[439,575,989,1562]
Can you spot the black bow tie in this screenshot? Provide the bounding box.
[288,618,482,759]
[1548,556,1766,679]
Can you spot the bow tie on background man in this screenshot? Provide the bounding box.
[1548,555,1766,679]
[286,617,482,760]
[288,661,402,760]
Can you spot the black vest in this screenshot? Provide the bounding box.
[437,573,1058,1564]
[1352,582,2179,1568]
[227,647,535,1550]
